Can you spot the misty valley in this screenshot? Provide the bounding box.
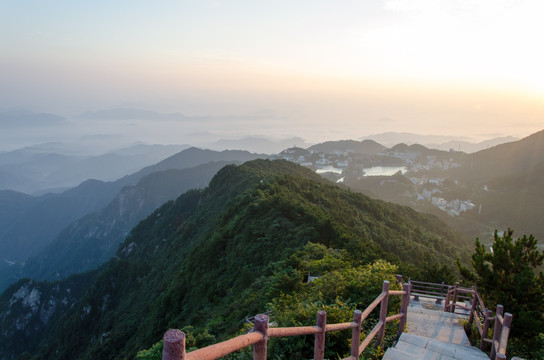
[1,130,543,360]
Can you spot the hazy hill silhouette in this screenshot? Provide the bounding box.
[119,147,265,186]
[308,139,386,154]
[453,129,544,183]
[0,148,264,267]
[20,161,239,284]
[0,143,188,194]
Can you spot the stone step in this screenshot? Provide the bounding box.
[383,347,448,360]
[383,333,489,360]
[408,303,468,320]
[406,305,471,346]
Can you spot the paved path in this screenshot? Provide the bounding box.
[383,298,489,360]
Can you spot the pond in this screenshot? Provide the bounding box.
[316,165,343,174]
[363,166,407,176]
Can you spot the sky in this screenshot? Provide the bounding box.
[1,0,544,150]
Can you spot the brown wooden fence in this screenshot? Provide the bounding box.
[160,278,513,360]
[409,279,513,360]
[443,283,513,360]
[161,280,412,360]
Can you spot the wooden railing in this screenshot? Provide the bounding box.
[410,280,513,360]
[408,279,449,304]
[161,280,412,360]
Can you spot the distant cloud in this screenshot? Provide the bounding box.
[383,0,513,12]
[383,0,426,12]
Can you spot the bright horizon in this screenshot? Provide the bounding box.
[1,0,543,149]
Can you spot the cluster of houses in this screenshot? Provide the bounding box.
[271,147,353,172]
[410,176,477,216]
[272,146,477,217]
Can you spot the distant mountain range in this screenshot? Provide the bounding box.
[21,161,236,283]
[308,139,386,154]
[0,180,124,263]
[363,132,518,153]
[1,123,542,293]
[0,131,516,194]
[0,148,265,291]
[0,127,543,359]
[0,109,66,128]
[207,136,310,154]
[0,143,189,194]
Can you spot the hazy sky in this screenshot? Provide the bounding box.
[1,0,543,148]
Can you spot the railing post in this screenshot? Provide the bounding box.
[408,278,418,301]
[398,283,411,337]
[467,288,477,329]
[314,310,326,360]
[162,329,186,360]
[253,314,269,360]
[351,310,363,358]
[480,309,492,351]
[396,274,403,285]
[376,280,390,346]
[444,286,452,312]
[435,282,444,304]
[451,282,460,313]
[498,312,513,356]
[490,305,504,360]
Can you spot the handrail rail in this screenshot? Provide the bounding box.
[161,280,412,360]
[407,278,449,304]
[409,279,513,360]
[160,278,512,360]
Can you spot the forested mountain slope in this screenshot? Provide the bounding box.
[0,160,470,360]
[0,179,123,263]
[447,129,544,240]
[452,129,544,183]
[21,161,235,283]
[0,148,264,285]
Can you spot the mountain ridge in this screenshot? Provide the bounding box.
[20,161,241,283]
[0,148,265,289]
[0,159,469,360]
[363,131,518,153]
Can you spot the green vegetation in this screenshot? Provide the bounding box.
[0,159,469,359]
[0,271,98,357]
[138,249,403,359]
[266,253,401,359]
[458,229,544,359]
[21,161,232,283]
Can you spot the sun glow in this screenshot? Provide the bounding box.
[331,0,544,97]
[1,0,543,138]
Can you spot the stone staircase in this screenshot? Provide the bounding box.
[383,332,489,360]
[383,298,489,360]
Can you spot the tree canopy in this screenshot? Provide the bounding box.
[458,229,544,358]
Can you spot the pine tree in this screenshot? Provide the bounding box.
[458,229,544,338]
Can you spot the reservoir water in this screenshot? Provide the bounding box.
[362,166,407,176]
[315,165,407,176]
[316,166,343,174]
